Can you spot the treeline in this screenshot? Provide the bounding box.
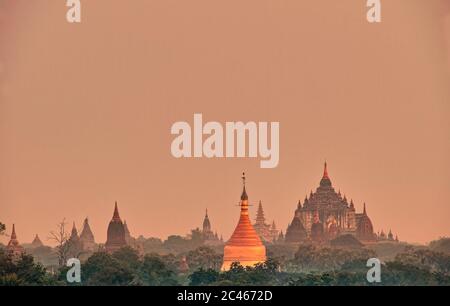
[1,242,450,286]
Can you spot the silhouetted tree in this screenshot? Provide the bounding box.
[139,254,178,285]
[0,250,56,285]
[189,268,219,285]
[48,219,71,267]
[112,246,141,271]
[82,252,134,286]
[187,246,222,271]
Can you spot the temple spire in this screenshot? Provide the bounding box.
[319,162,332,187]
[240,172,248,201]
[105,201,127,253]
[11,224,17,240]
[70,222,79,239]
[363,202,367,215]
[6,224,24,257]
[323,161,329,179]
[255,201,265,224]
[113,201,121,221]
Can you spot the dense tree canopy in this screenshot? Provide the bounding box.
[0,249,57,285]
[429,237,450,254]
[1,239,450,286]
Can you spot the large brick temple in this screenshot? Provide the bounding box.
[285,162,382,244]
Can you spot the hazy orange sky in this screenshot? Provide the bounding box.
[1,0,449,245]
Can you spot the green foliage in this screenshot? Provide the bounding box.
[80,248,180,286]
[163,235,203,254]
[287,244,376,273]
[82,252,134,286]
[188,259,282,286]
[186,246,223,271]
[366,241,414,262]
[139,254,179,285]
[0,250,57,286]
[26,246,58,267]
[2,236,450,286]
[189,268,220,285]
[112,246,141,270]
[429,237,450,254]
[394,248,450,274]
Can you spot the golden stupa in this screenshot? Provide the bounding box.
[221,173,267,271]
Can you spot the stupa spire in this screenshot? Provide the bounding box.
[323,161,329,179]
[255,201,265,224]
[6,224,24,258]
[112,201,121,222]
[11,224,17,240]
[240,172,248,201]
[70,222,79,241]
[202,208,211,232]
[363,202,367,215]
[320,161,332,187]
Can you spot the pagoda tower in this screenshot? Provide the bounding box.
[68,222,83,257]
[6,224,24,259]
[255,201,266,225]
[31,234,44,248]
[356,203,376,242]
[80,218,96,251]
[69,222,80,242]
[105,202,127,253]
[253,201,271,242]
[202,209,215,240]
[221,173,266,271]
[202,209,212,233]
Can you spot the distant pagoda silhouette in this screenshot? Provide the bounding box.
[221,173,266,271]
[31,234,44,248]
[6,224,24,260]
[80,217,96,251]
[105,202,127,253]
